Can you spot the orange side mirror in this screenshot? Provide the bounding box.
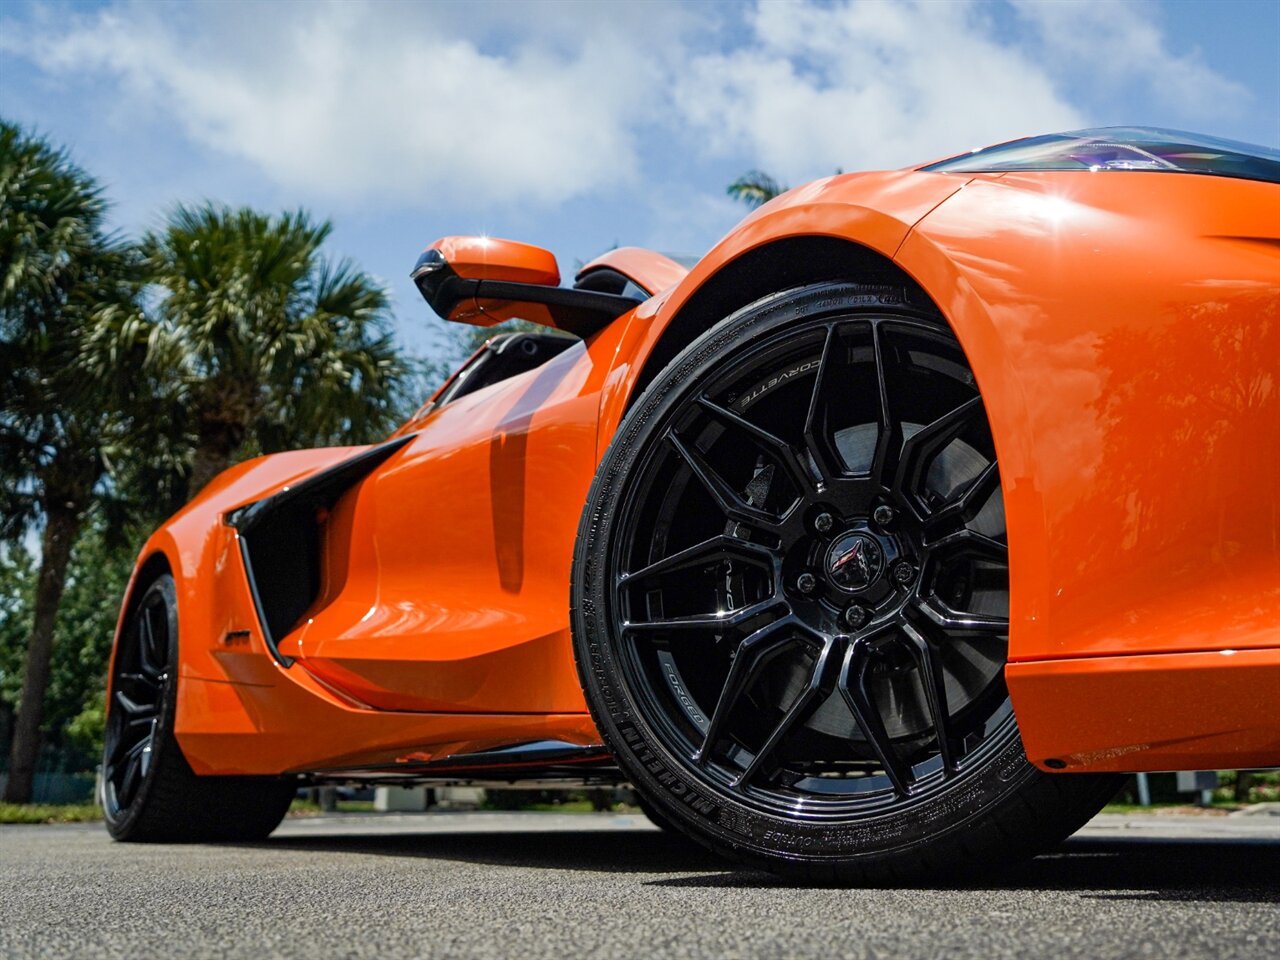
[432,236,560,286]
[411,235,640,338]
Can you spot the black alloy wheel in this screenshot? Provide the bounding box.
[102,573,294,842]
[572,283,1120,880]
[102,576,175,817]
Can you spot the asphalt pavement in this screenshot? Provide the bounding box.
[1,811,1276,960]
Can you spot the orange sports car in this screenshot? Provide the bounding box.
[102,127,1279,881]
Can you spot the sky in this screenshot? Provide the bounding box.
[2,0,1278,367]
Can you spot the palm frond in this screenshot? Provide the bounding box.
[727,170,788,209]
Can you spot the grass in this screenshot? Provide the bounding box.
[1101,801,1243,815]
[522,799,600,813]
[0,802,102,824]
[288,798,376,816]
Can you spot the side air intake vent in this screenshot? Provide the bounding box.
[225,435,414,666]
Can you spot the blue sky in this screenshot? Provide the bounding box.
[2,0,1277,369]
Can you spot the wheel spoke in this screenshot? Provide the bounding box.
[803,325,845,483]
[621,535,774,584]
[139,735,154,779]
[105,727,135,765]
[927,527,1008,565]
[114,690,157,717]
[668,432,781,531]
[116,739,147,806]
[624,595,786,634]
[924,459,1001,533]
[869,323,909,489]
[694,614,809,767]
[838,639,912,796]
[914,597,1009,636]
[696,396,816,495]
[900,622,958,773]
[138,606,165,679]
[734,635,840,787]
[118,671,160,690]
[892,395,984,498]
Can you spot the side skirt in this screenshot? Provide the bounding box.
[1008,647,1280,772]
[302,740,623,787]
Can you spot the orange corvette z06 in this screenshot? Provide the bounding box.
[102,128,1279,881]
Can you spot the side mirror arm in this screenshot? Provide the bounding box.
[412,249,639,338]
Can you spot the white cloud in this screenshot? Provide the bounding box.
[0,0,1252,213]
[1010,0,1250,120]
[672,0,1086,184]
[2,0,682,207]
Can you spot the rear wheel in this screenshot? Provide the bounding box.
[102,573,294,842]
[572,283,1119,882]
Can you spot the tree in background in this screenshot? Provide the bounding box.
[726,170,788,209]
[3,132,417,801]
[0,525,132,773]
[0,544,35,758]
[91,204,409,499]
[727,168,843,209]
[0,120,146,802]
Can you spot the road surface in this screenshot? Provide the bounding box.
[1,811,1276,959]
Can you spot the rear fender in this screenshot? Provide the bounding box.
[111,447,380,764]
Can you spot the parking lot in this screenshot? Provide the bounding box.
[1,811,1276,959]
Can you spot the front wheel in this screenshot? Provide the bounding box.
[102,573,294,842]
[571,283,1119,882]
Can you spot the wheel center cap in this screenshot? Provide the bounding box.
[825,532,884,591]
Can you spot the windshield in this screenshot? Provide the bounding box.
[922,127,1280,185]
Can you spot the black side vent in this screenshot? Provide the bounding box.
[226,435,415,666]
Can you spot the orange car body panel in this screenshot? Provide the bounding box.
[899,172,1280,662]
[896,172,1279,769]
[427,235,561,286]
[115,316,630,775]
[425,235,564,328]
[284,328,626,716]
[1006,650,1280,772]
[113,165,1279,779]
[577,246,689,294]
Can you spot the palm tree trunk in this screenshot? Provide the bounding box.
[2,502,83,804]
[1234,771,1253,803]
[188,418,243,499]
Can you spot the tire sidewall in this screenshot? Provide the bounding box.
[572,283,1040,868]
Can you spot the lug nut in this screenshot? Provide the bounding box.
[872,504,896,528]
[796,572,818,595]
[843,605,870,629]
[813,512,834,534]
[891,560,916,585]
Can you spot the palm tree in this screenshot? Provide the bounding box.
[727,168,843,209]
[727,170,788,209]
[96,204,408,499]
[0,120,145,803]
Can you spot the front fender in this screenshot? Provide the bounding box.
[596,170,966,450]
[897,171,1280,665]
